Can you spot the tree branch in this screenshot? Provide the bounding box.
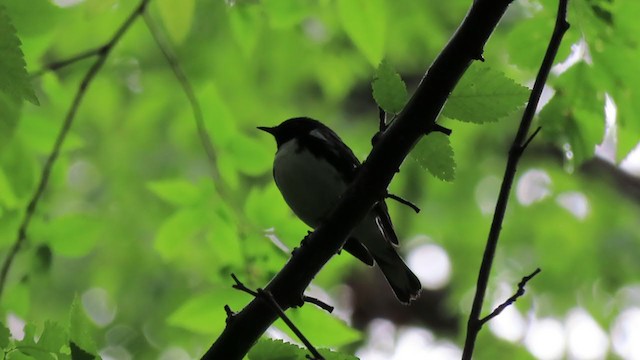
[30,46,105,77]
[479,268,541,326]
[142,12,219,176]
[203,1,515,358]
[230,274,324,360]
[0,0,151,299]
[461,1,569,359]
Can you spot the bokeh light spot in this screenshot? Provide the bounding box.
[407,243,451,290]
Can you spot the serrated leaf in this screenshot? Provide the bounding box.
[248,339,304,360]
[37,321,67,354]
[155,0,195,44]
[0,5,37,105]
[70,342,97,360]
[276,306,361,347]
[372,59,408,114]
[412,132,455,181]
[69,296,98,357]
[248,339,358,360]
[336,0,386,66]
[442,64,529,123]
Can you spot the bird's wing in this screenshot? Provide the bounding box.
[302,126,361,181]
[343,237,374,265]
[374,201,399,245]
[306,125,399,246]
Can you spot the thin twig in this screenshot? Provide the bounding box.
[386,193,420,213]
[522,126,543,151]
[205,0,517,357]
[142,12,218,175]
[0,0,151,299]
[480,268,541,325]
[30,46,105,77]
[302,296,334,313]
[461,1,569,359]
[230,274,324,360]
[259,289,324,360]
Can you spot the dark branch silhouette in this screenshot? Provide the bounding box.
[230,274,324,360]
[203,0,517,358]
[461,1,569,358]
[0,0,151,299]
[30,46,105,77]
[480,268,542,325]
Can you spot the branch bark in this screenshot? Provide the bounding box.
[461,1,569,358]
[203,1,514,358]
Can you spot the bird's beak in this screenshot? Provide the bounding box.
[257,126,275,135]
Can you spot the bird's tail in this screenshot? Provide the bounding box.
[372,249,421,304]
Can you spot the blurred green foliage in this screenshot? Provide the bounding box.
[0,0,638,359]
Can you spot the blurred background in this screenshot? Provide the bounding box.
[1,0,639,359]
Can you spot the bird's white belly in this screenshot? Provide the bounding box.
[273,139,348,228]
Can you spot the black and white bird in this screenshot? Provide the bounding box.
[258,117,421,304]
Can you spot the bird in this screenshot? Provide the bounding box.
[258,117,421,304]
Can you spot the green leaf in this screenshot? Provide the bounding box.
[248,339,359,360]
[2,281,30,316]
[0,321,10,348]
[412,132,456,181]
[70,342,97,360]
[226,133,273,176]
[155,0,195,44]
[37,321,67,354]
[1,0,59,38]
[0,92,21,153]
[199,82,238,147]
[167,288,247,335]
[69,296,98,357]
[538,63,605,164]
[154,208,205,260]
[276,306,361,347]
[263,0,312,28]
[442,64,529,123]
[147,179,202,206]
[0,167,19,209]
[228,3,263,56]
[31,215,101,258]
[0,5,37,104]
[336,0,386,66]
[372,59,408,114]
[248,339,304,360]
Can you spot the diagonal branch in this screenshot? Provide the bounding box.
[480,268,541,326]
[203,0,516,358]
[461,1,569,359]
[30,46,105,77]
[230,274,324,360]
[0,0,152,299]
[141,12,218,175]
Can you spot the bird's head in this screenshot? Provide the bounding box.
[258,117,324,148]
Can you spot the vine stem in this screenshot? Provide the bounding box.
[461,1,569,358]
[0,0,152,299]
